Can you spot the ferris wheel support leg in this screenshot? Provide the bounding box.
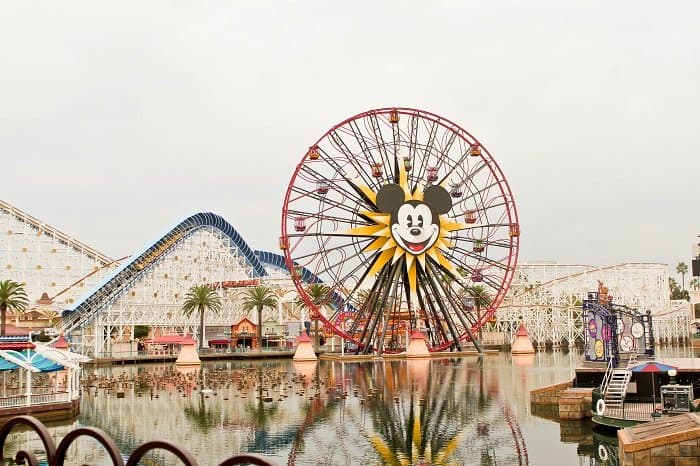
[464,324,484,354]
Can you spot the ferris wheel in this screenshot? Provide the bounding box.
[281,108,519,353]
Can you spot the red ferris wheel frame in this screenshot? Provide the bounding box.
[281,107,519,352]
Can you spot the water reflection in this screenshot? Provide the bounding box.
[7,350,681,465]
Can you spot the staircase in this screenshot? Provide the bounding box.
[602,353,637,408]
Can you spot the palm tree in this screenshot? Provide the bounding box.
[241,286,278,351]
[690,278,700,292]
[0,280,29,337]
[677,262,689,291]
[463,285,492,341]
[181,285,222,351]
[295,283,332,349]
[669,277,685,300]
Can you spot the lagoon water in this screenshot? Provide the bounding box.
[6,347,698,465]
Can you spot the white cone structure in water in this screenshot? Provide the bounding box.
[293,333,317,361]
[406,330,431,358]
[511,324,535,354]
[175,335,201,366]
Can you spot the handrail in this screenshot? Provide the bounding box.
[600,357,614,396]
[0,415,278,466]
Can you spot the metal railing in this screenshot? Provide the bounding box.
[600,357,614,396]
[0,392,72,409]
[0,415,278,466]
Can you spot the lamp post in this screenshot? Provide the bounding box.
[668,368,677,385]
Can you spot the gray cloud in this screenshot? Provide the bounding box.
[2,1,698,278]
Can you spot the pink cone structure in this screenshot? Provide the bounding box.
[406,330,431,358]
[52,335,70,350]
[293,360,318,383]
[407,357,431,386]
[511,324,535,354]
[175,335,201,366]
[293,333,317,361]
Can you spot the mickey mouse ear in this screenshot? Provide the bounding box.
[423,185,452,214]
[376,184,406,213]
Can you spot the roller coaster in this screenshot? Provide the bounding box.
[3,108,693,358]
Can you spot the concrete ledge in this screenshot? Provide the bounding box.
[558,387,594,420]
[619,413,700,453]
[530,380,574,405]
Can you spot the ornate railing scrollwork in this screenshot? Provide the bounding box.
[0,415,278,466]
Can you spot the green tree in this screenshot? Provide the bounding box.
[462,285,492,340]
[133,325,150,339]
[690,278,700,291]
[0,280,29,337]
[669,277,689,300]
[241,286,278,351]
[295,283,332,349]
[182,285,222,351]
[677,262,689,291]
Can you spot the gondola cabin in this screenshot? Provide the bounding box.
[464,210,477,224]
[389,109,400,124]
[294,216,306,232]
[427,166,439,182]
[307,146,320,160]
[450,182,463,198]
[469,144,482,157]
[316,180,330,194]
[509,223,520,237]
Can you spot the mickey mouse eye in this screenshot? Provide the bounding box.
[406,214,413,227]
[417,215,424,227]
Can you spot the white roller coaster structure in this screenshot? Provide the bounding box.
[0,200,692,356]
[495,262,690,347]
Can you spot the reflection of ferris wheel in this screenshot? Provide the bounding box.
[281,108,519,352]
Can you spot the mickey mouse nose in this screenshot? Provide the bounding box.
[410,228,421,236]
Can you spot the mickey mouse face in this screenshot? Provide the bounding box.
[392,202,440,254]
[376,183,453,256]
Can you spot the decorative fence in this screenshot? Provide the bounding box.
[0,415,277,466]
[0,392,73,409]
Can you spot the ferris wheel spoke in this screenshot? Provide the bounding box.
[314,146,382,211]
[347,119,386,181]
[289,187,370,222]
[327,130,376,187]
[355,264,392,352]
[447,245,511,272]
[417,263,462,349]
[296,163,375,210]
[311,244,377,280]
[289,237,373,264]
[364,113,396,182]
[425,258,476,337]
[462,177,502,205]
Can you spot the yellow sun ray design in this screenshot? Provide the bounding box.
[346,163,465,296]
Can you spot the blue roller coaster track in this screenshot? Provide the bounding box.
[254,250,350,314]
[61,212,267,334]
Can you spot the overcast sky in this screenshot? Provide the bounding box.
[2,1,699,279]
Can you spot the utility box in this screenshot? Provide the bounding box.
[660,385,694,413]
